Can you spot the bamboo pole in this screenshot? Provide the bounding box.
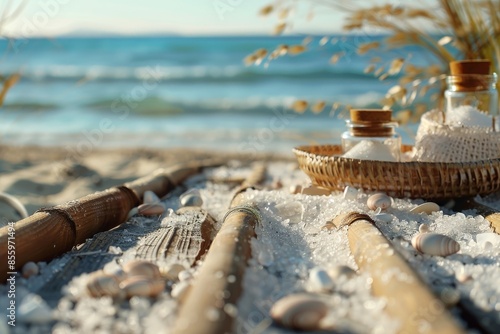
[332,213,465,334]
[173,163,266,334]
[0,160,221,283]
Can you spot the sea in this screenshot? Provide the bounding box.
[0,35,430,153]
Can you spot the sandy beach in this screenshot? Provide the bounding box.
[0,144,292,223]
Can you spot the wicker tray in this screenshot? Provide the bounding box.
[293,145,500,199]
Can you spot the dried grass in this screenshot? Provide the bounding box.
[250,0,500,123]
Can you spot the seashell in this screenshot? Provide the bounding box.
[136,208,215,271]
[438,287,460,307]
[87,273,121,297]
[22,261,39,279]
[123,260,162,279]
[18,294,53,324]
[327,265,357,280]
[127,207,139,219]
[410,202,440,214]
[321,221,335,230]
[180,189,203,207]
[270,293,328,331]
[374,213,393,223]
[456,272,472,283]
[301,186,331,196]
[411,233,460,257]
[143,190,160,204]
[162,263,186,281]
[138,203,165,216]
[343,186,358,201]
[307,267,334,293]
[367,193,392,211]
[272,179,283,189]
[171,280,191,301]
[120,276,165,298]
[289,185,302,194]
[418,224,430,233]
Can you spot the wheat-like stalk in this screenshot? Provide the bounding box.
[249,0,500,123]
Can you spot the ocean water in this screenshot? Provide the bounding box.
[0,35,428,152]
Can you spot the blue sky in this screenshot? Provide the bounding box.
[0,0,365,37]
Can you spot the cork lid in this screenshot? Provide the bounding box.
[450,60,490,75]
[350,109,392,123]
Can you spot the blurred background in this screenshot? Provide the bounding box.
[0,0,437,152]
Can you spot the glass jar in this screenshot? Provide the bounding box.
[445,60,498,117]
[341,109,401,161]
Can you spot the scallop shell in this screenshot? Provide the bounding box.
[411,233,460,257]
[22,261,39,279]
[343,186,358,201]
[301,186,331,196]
[307,267,334,293]
[410,202,440,214]
[120,276,165,298]
[270,293,328,331]
[137,203,165,216]
[180,189,203,207]
[143,190,160,204]
[123,260,162,279]
[367,193,392,211]
[86,273,121,297]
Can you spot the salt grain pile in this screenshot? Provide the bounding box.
[1,161,500,333]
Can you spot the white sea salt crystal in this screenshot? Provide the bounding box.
[257,248,274,266]
[342,140,398,162]
[275,201,304,224]
[343,186,358,201]
[18,294,53,324]
[108,246,122,255]
[446,105,493,127]
[206,307,220,321]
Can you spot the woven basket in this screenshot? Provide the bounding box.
[293,145,500,199]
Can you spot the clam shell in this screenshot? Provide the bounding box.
[367,193,392,211]
[418,224,430,233]
[410,202,440,214]
[327,265,357,280]
[301,186,331,196]
[411,233,460,257]
[87,273,121,297]
[307,267,334,293]
[138,203,165,216]
[120,276,165,298]
[22,261,39,279]
[180,189,203,207]
[143,190,160,204]
[343,186,358,201]
[289,185,302,194]
[270,293,328,331]
[123,260,162,279]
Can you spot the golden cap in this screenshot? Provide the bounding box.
[350,109,392,123]
[450,60,490,75]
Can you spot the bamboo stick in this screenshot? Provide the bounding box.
[332,213,465,334]
[173,163,266,334]
[0,160,220,283]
